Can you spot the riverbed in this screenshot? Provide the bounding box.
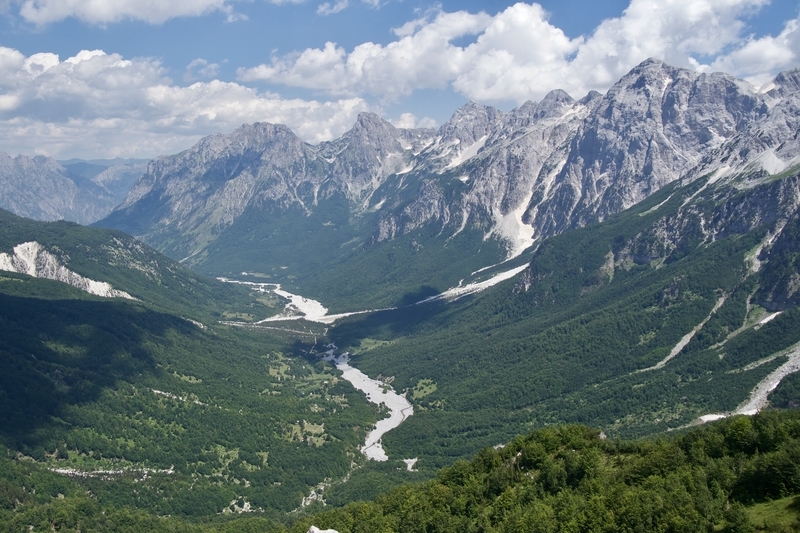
[321,347,413,461]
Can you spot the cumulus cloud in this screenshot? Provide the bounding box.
[239,0,800,103]
[238,8,494,99]
[706,16,800,86]
[184,58,222,82]
[0,47,369,158]
[390,112,436,129]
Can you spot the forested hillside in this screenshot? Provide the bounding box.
[0,217,394,523]
[4,411,800,532]
[327,168,800,475]
[293,410,800,533]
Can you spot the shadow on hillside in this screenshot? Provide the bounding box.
[0,292,192,448]
[326,289,452,351]
[395,285,441,307]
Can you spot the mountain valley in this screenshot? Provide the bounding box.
[2,58,800,530]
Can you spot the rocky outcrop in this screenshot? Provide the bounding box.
[527,59,769,237]
[0,241,134,299]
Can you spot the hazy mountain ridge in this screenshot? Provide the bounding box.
[0,153,146,224]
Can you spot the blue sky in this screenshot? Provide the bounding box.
[0,0,798,159]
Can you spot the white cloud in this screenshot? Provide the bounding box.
[0,47,370,158]
[239,0,799,104]
[390,112,436,129]
[317,0,348,16]
[17,0,236,24]
[184,58,222,81]
[238,8,493,98]
[705,17,800,86]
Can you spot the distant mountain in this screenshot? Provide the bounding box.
[0,155,145,224]
[97,59,798,310]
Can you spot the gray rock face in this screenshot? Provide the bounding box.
[318,112,436,203]
[99,59,800,275]
[527,59,768,238]
[686,67,800,187]
[104,116,437,259]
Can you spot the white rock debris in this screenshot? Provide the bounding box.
[0,241,134,299]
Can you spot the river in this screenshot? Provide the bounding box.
[219,264,526,461]
[321,347,413,461]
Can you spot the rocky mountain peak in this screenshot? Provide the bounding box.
[337,112,403,151]
[766,67,800,99]
[438,101,505,146]
[579,90,603,106]
[534,89,576,120]
[95,59,800,285]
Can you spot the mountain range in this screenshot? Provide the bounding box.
[2,57,800,528]
[95,58,800,310]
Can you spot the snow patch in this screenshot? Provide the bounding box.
[758,149,787,175]
[444,135,488,170]
[498,194,536,260]
[759,82,776,94]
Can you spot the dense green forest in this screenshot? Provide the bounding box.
[0,270,385,521]
[292,410,800,533]
[4,410,800,532]
[324,177,800,474]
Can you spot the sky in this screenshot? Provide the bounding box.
[0,0,798,160]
